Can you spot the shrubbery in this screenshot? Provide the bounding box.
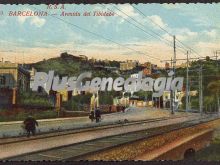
[18,92,54,107]
[63,93,92,111]
[63,92,114,111]
[0,109,57,122]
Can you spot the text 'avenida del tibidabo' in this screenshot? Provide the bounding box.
[31,71,184,97]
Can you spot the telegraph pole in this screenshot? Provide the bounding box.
[162,55,218,114]
[199,64,203,115]
[171,36,176,114]
[215,51,218,68]
[173,36,176,75]
[215,51,219,113]
[189,78,191,110]
[186,51,189,112]
[22,51,24,66]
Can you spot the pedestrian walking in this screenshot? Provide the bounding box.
[95,107,101,123]
[122,105,126,113]
[23,115,38,137]
[89,110,95,122]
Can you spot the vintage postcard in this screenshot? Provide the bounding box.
[0,3,220,161]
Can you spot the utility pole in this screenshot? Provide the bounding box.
[173,36,176,75]
[171,36,176,114]
[215,51,218,68]
[162,55,218,114]
[186,51,189,112]
[169,57,173,110]
[215,51,219,113]
[189,78,191,110]
[22,51,24,66]
[199,64,203,115]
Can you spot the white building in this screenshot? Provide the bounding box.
[162,91,184,109]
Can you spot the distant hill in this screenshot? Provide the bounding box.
[31,52,120,78]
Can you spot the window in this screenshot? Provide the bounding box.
[0,76,6,85]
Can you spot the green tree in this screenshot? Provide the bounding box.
[207,80,220,112]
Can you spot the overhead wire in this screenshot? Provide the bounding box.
[130,4,202,58]
[30,6,161,61]
[110,5,186,54]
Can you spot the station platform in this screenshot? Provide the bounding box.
[1,112,206,160]
[0,108,193,138]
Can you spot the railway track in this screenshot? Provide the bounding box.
[0,114,194,145]
[2,114,218,160]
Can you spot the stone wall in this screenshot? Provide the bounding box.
[154,130,213,160]
[78,119,220,161]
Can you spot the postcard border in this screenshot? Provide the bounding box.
[0,0,220,4]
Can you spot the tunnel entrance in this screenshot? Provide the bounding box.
[184,148,196,160]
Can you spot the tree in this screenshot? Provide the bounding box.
[206,56,210,61]
[207,80,220,112]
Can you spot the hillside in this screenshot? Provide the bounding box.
[175,58,220,110]
[31,52,120,78]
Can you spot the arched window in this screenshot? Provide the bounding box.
[0,76,6,85]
